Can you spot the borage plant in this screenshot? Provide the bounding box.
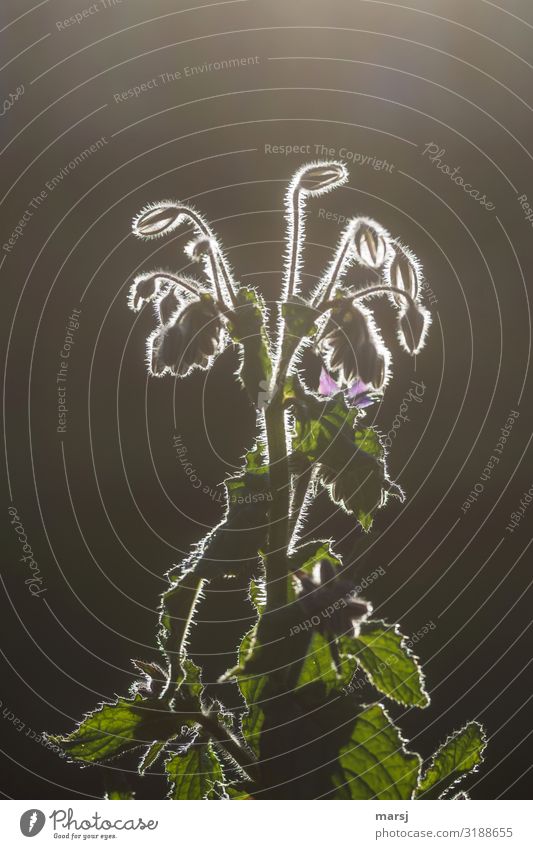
[50,162,486,800]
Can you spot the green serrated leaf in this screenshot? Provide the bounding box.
[416,722,487,799]
[290,393,397,531]
[289,539,342,575]
[340,621,429,708]
[234,627,268,757]
[139,741,166,774]
[240,684,267,758]
[354,426,384,459]
[177,657,204,703]
[238,625,258,667]
[244,442,269,475]
[228,286,272,402]
[292,395,355,461]
[178,485,269,590]
[330,704,421,799]
[166,741,225,799]
[49,695,178,764]
[320,437,387,532]
[159,570,205,687]
[296,632,355,695]
[225,441,271,498]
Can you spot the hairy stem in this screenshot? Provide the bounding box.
[289,464,314,543]
[263,395,291,612]
[262,306,304,614]
[286,189,302,298]
[154,274,200,298]
[319,283,418,313]
[175,205,238,306]
[206,251,226,305]
[313,230,354,306]
[199,714,259,782]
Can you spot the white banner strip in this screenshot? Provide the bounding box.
[3,799,531,848]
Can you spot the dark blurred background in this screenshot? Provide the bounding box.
[1,0,532,799]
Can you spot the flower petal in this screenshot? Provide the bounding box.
[318,367,340,396]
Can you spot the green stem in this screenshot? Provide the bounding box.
[286,189,302,297]
[199,714,259,782]
[261,312,303,613]
[264,395,291,611]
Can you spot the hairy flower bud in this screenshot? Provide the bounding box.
[186,235,216,262]
[295,161,348,196]
[319,304,388,389]
[398,302,429,355]
[388,247,420,300]
[149,295,224,377]
[132,202,183,239]
[128,272,165,311]
[357,345,387,389]
[156,286,181,325]
[353,220,389,269]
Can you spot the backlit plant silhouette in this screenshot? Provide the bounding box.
[51,162,486,800]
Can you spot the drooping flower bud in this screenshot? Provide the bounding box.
[185,235,216,262]
[387,247,420,300]
[353,219,389,269]
[321,303,369,384]
[358,345,387,389]
[132,201,183,239]
[295,161,348,196]
[128,272,166,311]
[373,351,387,389]
[149,295,224,377]
[319,303,388,389]
[156,285,181,325]
[398,301,430,354]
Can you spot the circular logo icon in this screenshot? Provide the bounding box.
[20,810,46,837]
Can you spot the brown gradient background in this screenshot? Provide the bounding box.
[1,0,532,799]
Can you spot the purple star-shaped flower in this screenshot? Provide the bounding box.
[318,367,375,408]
